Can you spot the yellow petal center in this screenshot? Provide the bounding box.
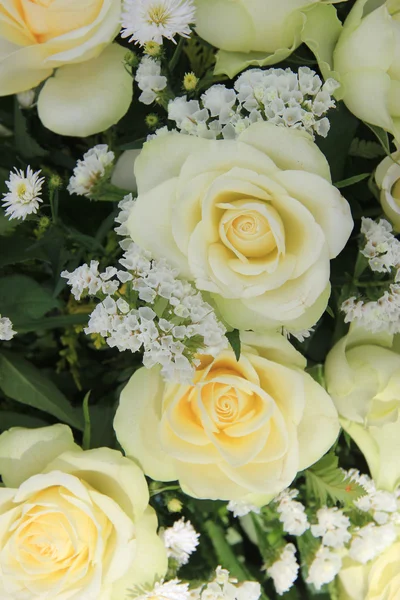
[223,206,277,258]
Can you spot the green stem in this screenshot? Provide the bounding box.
[354,279,391,288]
[150,485,181,497]
[168,37,185,72]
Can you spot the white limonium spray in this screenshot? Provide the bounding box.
[2,166,44,220]
[160,518,200,566]
[67,145,115,198]
[135,56,168,105]
[121,0,196,46]
[348,522,397,564]
[305,546,342,590]
[0,315,16,340]
[61,239,227,383]
[311,507,351,549]
[266,544,299,596]
[115,194,136,237]
[346,469,399,525]
[275,489,309,536]
[131,578,191,600]
[341,218,400,334]
[165,67,338,141]
[227,500,261,518]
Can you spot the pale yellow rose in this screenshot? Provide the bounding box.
[126,122,353,333]
[333,0,400,144]
[114,331,340,501]
[338,541,400,600]
[325,326,400,491]
[0,424,167,599]
[375,145,400,232]
[194,0,344,78]
[0,1,133,136]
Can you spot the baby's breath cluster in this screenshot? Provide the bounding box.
[160,518,199,567]
[190,566,261,600]
[0,315,16,340]
[166,67,338,141]
[135,56,167,105]
[341,218,400,334]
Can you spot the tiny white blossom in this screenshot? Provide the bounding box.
[61,261,102,300]
[134,578,191,600]
[161,518,200,566]
[276,489,309,536]
[306,546,342,590]
[349,522,397,564]
[68,145,114,197]
[115,194,136,237]
[201,85,236,118]
[17,89,36,109]
[227,500,261,518]
[267,544,299,596]
[0,315,16,340]
[311,507,351,549]
[121,0,196,46]
[135,56,167,104]
[2,166,44,220]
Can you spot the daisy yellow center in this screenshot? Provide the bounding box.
[16,182,27,198]
[148,4,170,26]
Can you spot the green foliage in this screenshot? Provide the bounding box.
[305,452,366,506]
[0,350,83,430]
[349,138,386,159]
[0,274,60,325]
[226,329,241,361]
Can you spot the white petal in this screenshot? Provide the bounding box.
[0,424,78,487]
[38,44,133,137]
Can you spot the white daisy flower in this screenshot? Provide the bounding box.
[2,166,44,220]
[121,0,196,46]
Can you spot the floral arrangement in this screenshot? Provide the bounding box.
[1,1,400,599]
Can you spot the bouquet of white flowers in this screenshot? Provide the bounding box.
[0,1,400,598]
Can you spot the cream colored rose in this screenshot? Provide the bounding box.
[338,542,400,600]
[127,122,353,333]
[0,424,167,599]
[333,0,400,144]
[325,326,400,491]
[114,332,339,501]
[0,1,133,136]
[194,0,344,78]
[375,145,400,232]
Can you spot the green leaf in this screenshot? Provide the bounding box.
[0,235,48,268]
[82,391,91,450]
[226,329,241,361]
[349,138,386,159]
[0,351,83,430]
[335,173,370,188]
[0,410,51,431]
[305,452,365,506]
[0,275,59,323]
[14,313,89,333]
[118,137,146,150]
[365,123,392,156]
[14,101,47,159]
[183,36,216,77]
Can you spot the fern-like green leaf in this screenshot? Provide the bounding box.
[349,138,386,159]
[305,453,365,506]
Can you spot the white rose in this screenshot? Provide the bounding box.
[375,144,400,231]
[126,122,353,333]
[194,0,344,78]
[114,331,339,501]
[0,1,133,136]
[325,326,400,491]
[0,424,167,599]
[333,0,400,144]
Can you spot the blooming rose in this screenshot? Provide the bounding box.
[114,331,339,501]
[0,1,133,136]
[194,0,344,77]
[375,144,400,232]
[0,424,167,599]
[333,0,400,144]
[325,326,400,491]
[126,122,353,333]
[338,541,400,600]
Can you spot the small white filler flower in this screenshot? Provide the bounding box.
[0,315,16,340]
[67,145,115,197]
[160,518,200,566]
